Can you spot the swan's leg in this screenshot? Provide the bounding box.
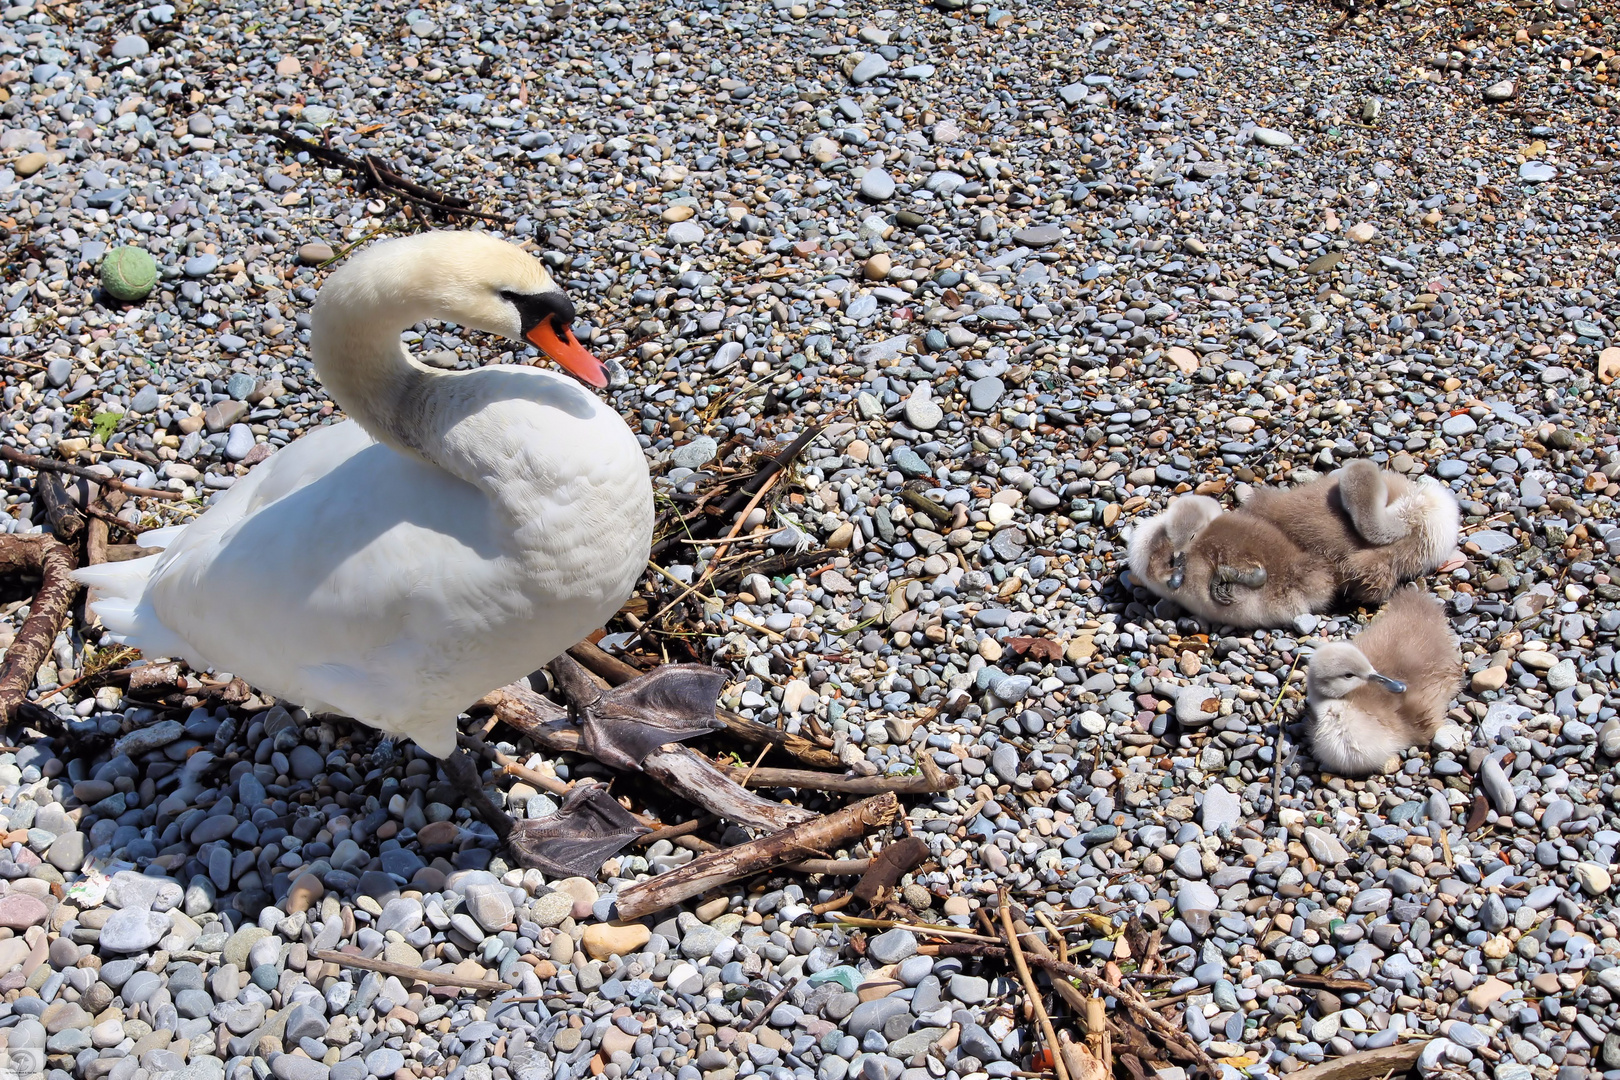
[1338,461,1407,545]
[369,736,399,771]
[441,746,513,841]
[547,654,728,773]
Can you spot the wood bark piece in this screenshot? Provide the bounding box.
[479,682,812,831]
[312,949,511,992]
[615,792,901,920]
[0,534,80,724]
[852,836,929,904]
[1283,1042,1428,1080]
[567,640,838,769]
[35,473,83,542]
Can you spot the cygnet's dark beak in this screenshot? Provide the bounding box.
[1167,551,1186,590]
[1369,673,1407,694]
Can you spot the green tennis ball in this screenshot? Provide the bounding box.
[100,246,158,302]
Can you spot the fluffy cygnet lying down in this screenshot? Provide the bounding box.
[1304,587,1464,776]
[1127,462,1461,628]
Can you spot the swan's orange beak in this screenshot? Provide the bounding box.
[529,322,607,388]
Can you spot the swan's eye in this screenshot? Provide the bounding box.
[502,290,577,337]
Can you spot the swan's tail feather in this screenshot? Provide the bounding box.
[72,552,197,662]
[1396,480,1461,569]
[136,524,187,549]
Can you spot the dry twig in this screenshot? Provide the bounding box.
[313,949,510,992]
[999,891,1070,1080]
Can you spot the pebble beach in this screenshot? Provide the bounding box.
[0,3,1617,1080]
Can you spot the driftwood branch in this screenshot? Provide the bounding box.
[0,534,80,724]
[479,682,813,831]
[0,446,183,500]
[615,792,900,920]
[567,640,838,768]
[1285,1042,1428,1080]
[312,949,511,992]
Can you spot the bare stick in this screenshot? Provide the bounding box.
[738,977,801,1034]
[1000,891,1070,1080]
[615,792,900,920]
[313,949,511,992]
[1266,652,1300,821]
[566,640,838,768]
[479,682,813,831]
[723,754,950,795]
[0,535,80,724]
[1008,914,1090,1017]
[0,446,183,500]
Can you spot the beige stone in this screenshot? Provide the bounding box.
[1470,667,1507,693]
[581,921,650,961]
[661,205,695,222]
[1165,346,1200,375]
[1598,346,1620,385]
[1346,222,1379,243]
[1575,862,1612,895]
[1466,975,1510,1010]
[14,153,47,178]
[284,873,324,914]
[863,253,892,281]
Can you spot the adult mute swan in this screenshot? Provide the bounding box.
[76,231,706,862]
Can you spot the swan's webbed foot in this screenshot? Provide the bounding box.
[547,654,728,772]
[442,746,513,842]
[370,737,400,771]
[1211,564,1268,606]
[507,783,650,878]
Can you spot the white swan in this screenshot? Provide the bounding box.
[76,231,654,802]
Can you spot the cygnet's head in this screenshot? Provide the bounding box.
[316,230,607,387]
[1306,642,1408,703]
[1128,495,1221,592]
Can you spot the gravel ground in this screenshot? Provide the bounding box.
[1,2,1618,1080]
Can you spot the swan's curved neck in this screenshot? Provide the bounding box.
[310,300,439,458]
[308,259,495,485]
